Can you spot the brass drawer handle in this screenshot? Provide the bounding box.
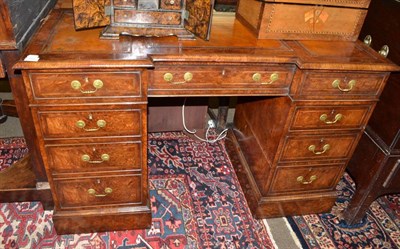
[332,79,356,92]
[363,35,372,47]
[297,175,317,185]
[71,79,104,94]
[379,45,389,58]
[308,144,330,155]
[76,119,106,131]
[87,187,113,197]
[252,73,279,85]
[320,113,343,124]
[81,153,110,163]
[163,72,193,84]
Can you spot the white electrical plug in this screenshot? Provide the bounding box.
[207,120,216,128]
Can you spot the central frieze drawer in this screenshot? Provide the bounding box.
[289,105,372,131]
[54,174,142,209]
[279,133,359,161]
[29,71,142,100]
[152,65,295,91]
[37,109,142,139]
[295,71,388,99]
[46,142,142,175]
[270,164,344,194]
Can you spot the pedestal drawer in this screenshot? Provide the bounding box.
[279,133,359,161]
[46,142,142,175]
[270,164,344,193]
[54,174,142,209]
[29,71,142,100]
[289,105,372,131]
[37,109,142,139]
[295,71,388,99]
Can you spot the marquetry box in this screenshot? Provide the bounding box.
[72,0,214,40]
[236,0,370,41]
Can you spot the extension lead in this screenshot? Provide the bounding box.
[182,98,229,143]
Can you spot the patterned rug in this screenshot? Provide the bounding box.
[0,137,28,172]
[288,172,400,248]
[0,133,273,249]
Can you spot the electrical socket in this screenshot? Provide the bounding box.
[207,119,216,128]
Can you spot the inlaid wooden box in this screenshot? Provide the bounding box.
[236,0,370,41]
[72,0,214,40]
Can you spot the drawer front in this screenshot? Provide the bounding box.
[259,4,366,41]
[296,72,387,99]
[280,133,359,161]
[54,174,142,209]
[38,109,142,139]
[29,71,142,100]
[46,142,142,174]
[113,0,136,7]
[114,10,181,25]
[290,105,372,131]
[270,164,344,193]
[152,66,294,93]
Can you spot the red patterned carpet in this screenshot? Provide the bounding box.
[0,133,274,249]
[2,134,400,248]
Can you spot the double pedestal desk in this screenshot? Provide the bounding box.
[12,9,398,234]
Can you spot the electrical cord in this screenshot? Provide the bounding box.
[182,98,229,143]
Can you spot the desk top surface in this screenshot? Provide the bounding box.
[14,9,398,72]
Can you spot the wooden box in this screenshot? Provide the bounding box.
[72,0,214,40]
[236,0,369,41]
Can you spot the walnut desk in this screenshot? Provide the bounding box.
[13,9,399,234]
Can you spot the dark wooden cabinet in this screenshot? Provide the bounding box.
[343,0,400,225]
[12,9,398,234]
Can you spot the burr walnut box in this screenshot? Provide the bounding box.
[72,0,214,40]
[236,0,370,41]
